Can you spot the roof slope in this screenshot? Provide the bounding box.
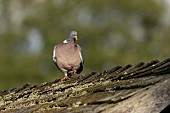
[0,58,170,113]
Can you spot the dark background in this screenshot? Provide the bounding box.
[0,0,170,90]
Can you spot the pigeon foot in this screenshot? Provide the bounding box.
[61,74,71,80]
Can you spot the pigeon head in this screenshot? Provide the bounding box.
[64,31,78,43]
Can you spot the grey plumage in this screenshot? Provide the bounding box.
[53,31,83,80]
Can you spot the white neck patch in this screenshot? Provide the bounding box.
[63,40,68,43]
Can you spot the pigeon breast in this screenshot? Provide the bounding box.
[54,43,82,71]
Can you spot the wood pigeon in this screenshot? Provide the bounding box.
[53,31,84,80]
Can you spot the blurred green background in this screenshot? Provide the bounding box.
[0,0,170,90]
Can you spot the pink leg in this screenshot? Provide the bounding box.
[68,69,77,74]
[72,69,77,74]
[61,72,71,80]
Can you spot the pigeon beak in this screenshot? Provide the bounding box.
[74,36,78,40]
